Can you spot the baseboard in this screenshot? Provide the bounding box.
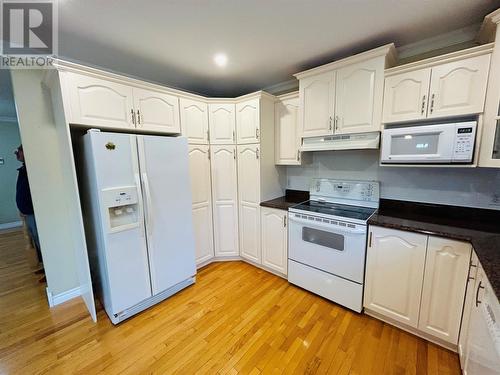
[0,221,22,231]
[46,286,82,307]
[196,256,287,279]
[364,308,458,352]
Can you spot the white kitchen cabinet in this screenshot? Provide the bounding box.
[275,93,301,165]
[427,54,491,119]
[335,57,384,134]
[382,68,431,123]
[364,226,427,328]
[180,98,209,144]
[299,71,335,138]
[261,207,287,276]
[458,251,479,368]
[383,47,492,123]
[209,103,236,144]
[418,237,472,344]
[237,144,261,263]
[64,72,135,129]
[133,88,180,133]
[295,45,396,137]
[210,145,239,257]
[188,145,214,266]
[236,98,260,144]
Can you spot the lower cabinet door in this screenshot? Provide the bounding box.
[364,226,427,328]
[188,145,214,265]
[418,237,472,344]
[210,146,239,256]
[261,207,287,275]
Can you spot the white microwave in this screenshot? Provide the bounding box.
[381,121,477,164]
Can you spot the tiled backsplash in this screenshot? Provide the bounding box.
[286,150,500,210]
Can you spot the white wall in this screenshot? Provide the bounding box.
[287,150,500,209]
[10,70,79,295]
[0,121,22,224]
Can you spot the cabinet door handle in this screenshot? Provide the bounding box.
[283,215,287,227]
[256,128,260,139]
[232,130,235,142]
[233,148,236,159]
[131,109,136,125]
[329,116,333,131]
[137,110,141,125]
[421,95,426,115]
[475,280,484,307]
[256,147,260,159]
[430,94,435,114]
[468,262,477,281]
[368,232,373,247]
[207,129,210,142]
[335,115,339,132]
[297,150,300,161]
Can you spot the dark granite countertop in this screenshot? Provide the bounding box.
[368,199,500,301]
[260,189,309,211]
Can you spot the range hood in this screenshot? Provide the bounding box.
[300,132,380,152]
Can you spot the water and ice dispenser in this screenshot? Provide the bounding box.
[101,186,140,232]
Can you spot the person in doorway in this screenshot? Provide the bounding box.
[15,145,44,277]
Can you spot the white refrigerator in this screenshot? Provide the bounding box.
[80,129,196,324]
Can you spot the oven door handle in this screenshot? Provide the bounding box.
[288,214,366,235]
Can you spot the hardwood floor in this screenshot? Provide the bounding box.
[0,229,461,374]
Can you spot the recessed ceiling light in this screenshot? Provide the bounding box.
[213,53,228,67]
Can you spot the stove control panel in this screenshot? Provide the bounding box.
[311,179,380,208]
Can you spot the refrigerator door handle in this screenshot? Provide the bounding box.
[141,172,154,236]
[134,173,146,238]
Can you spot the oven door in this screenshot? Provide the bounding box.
[381,123,456,163]
[288,213,367,284]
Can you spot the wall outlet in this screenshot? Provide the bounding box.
[0,157,4,165]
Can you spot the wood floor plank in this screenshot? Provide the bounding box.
[0,229,461,374]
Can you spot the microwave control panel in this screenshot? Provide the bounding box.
[452,123,477,162]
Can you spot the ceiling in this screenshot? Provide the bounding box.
[56,0,498,97]
[0,0,498,118]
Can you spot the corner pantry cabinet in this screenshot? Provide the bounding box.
[294,44,396,138]
[383,45,492,123]
[365,225,472,347]
[180,98,209,144]
[260,207,287,276]
[60,71,181,133]
[188,145,214,265]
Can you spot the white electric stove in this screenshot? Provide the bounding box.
[288,178,380,312]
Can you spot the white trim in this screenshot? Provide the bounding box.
[0,221,22,230]
[46,286,81,308]
[0,116,17,123]
[264,79,299,95]
[397,24,480,60]
[294,43,396,79]
[385,43,493,76]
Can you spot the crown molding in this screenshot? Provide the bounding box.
[385,43,494,76]
[263,79,299,95]
[294,43,396,80]
[277,91,299,101]
[477,7,500,44]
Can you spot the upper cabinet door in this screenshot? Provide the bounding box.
[133,88,180,134]
[275,96,300,165]
[383,68,431,123]
[299,71,335,138]
[418,237,471,344]
[364,226,427,328]
[209,103,236,144]
[188,145,214,265]
[427,54,491,119]
[236,99,260,144]
[336,58,382,134]
[65,73,135,129]
[180,98,209,144]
